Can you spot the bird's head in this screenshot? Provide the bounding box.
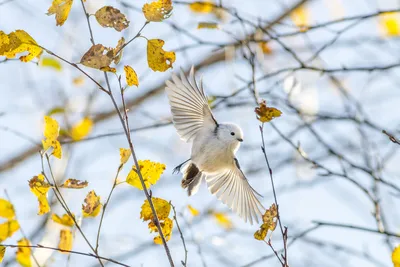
[218,123,244,152]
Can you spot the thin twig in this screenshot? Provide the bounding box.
[171,204,188,266]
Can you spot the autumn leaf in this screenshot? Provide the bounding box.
[0,199,15,219]
[95,6,130,32]
[393,245,400,267]
[197,22,219,29]
[0,30,42,62]
[0,245,5,263]
[28,174,51,215]
[16,238,32,267]
[147,39,176,72]
[70,117,93,141]
[212,212,233,230]
[80,44,114,69]
[58,229,73,252]
[120,148,131,165]
[379,12,400,36]
[187,205,199,216]
[142,0,173,22]
[72,76,85,86]
[189,1,214,13]
[42,116,62,159]
[0,220,19,242]
[149,217,173,244]
[113,37,125,64]
[100,66,116,73]
[40,57,62,71]
[126,160,166,190]
[259,42,272,54]
[255,100,282,123]
[124,65,139,87]
[254,204,278,241]
[59,179,88,189]
[140,197,171,221]
[47,0,73,26]
[82,191,101,218]
[52,213,75,227]
[47,107,65,116]
[290,5,309,32]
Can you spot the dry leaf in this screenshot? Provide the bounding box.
[255,100,282,123]
[0,220,19,242]
[120,148,131,165]
[147,39,175,72]
[149,217,173,244]
[52,213,75,227]
[80,44,114,69]
[16,238,32,267]
[60,179,88,189]
[142,0,173,22]
[82,191,101,217]
[0,199,15,219]
[124,65,139,87]
[70,117,93,141]
[100,66,116,73]
[259,42,272,54]
[126,160,166,190]
[95,6,130,32]
[58,229,73,252]
[113,37,125,64]
[254,204,278,241]
[197,22,218,29]
[47,0,74,26]
[73,76,85,86]
[29,174,51,215]
[140,197,171,221]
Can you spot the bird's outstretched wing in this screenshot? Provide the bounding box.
[205,158,265,224]
[165,67,218,142]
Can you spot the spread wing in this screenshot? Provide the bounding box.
[205,158,265,224]
[165,66,218,142]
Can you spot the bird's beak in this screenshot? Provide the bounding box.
[237,138,243,142]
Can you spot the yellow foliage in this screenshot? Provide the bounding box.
[147,39,176,72]
[254,100,282,123]
[187,205,199,216]
[189,1,214,13]
[47,0,73,26]
[58,229,73,252]
[142,0,173,22]
[73,76,85,86]
[124,65,139,87]
[40,57,62,71]
[0,30,42,62]
[113,37,125,64]
[100,66,116,73]
[42,116,62,159]
[126,160,166,190]
[70,117,93,141]
[197,22,219,29]
[149,218,173,244]
[28,174,51,215]
[82,191,101,218]
[393,245,400,267]
[95,6,130,32]
[0,199,15,219]
[0,245,5,263]
[16,238,32,267]
[259,42,272,54]
[0,220,19,242]
[140,197,171,221]
[52,213,75,227]
[119,148,131,165]
[254,204,278,241]
[290,5,309,32]
[81,44,114,69]
[213,212,233,230]
[60,178,88,189]
[380,12,400,36]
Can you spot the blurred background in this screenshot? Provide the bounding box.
[1,0,400,266]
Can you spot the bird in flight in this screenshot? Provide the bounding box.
[165,67,265,224]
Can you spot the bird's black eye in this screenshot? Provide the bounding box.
[231,132,235,136]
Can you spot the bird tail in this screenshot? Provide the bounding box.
[181,162,203,196]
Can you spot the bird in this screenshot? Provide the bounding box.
[164,67,265,224]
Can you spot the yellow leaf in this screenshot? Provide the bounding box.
[0,199,15,219]
[81,44,114,70]
[254,227,268,241]
[147,39,176,72]
[124,65,139,87]
[52,213,75,227]
[95,6,130,32]
[100,66,116,73]
[47,107,65,116]
[82,191,101,218]
[126,160,166,190]
[142,0,173,22]
[42,116,62,159]
[40,57,62,71]
[380,12,400,36]
[213,212,233,230]
[47,0,73,26]
[187,205,199,216]
[254,100,282,123]
[59,179,88,189]
[119,148,131,165]
[393,245,400,267]
[0,220,19,242]
[189,1,214,13]
[140,197,171,221]
[0,245,5,263]
[72,76,85,86]
[70,117,93,141]
[28,174,51,215]
[150,217,173,244]
[113,37,125,64]
[0,30,42,62]
[58,229,73,252]
[16,238,32,267]
[197,22,219,29]
[259,42,272,54]
[290,5,309,32]
[254,203,278,241]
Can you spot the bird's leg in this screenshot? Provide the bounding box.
[173,158,191,174]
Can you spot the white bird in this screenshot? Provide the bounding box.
[165,67,265,224]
